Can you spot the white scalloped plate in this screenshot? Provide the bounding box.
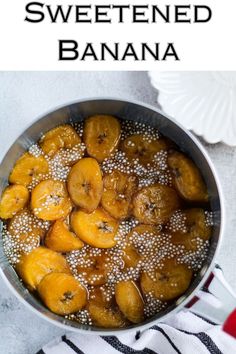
[149,71,236,146]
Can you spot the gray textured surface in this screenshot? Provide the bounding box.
[0,71,235,354]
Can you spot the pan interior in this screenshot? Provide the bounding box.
[0,99,222,333]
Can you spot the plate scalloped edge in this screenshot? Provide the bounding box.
[148,71,236,147]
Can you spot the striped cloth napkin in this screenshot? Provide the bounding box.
[36,267,236,354]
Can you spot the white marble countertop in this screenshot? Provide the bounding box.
[0,71,235,354]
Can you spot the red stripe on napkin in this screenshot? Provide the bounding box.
[223,309,236,339]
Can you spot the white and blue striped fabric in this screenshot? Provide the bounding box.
[36,311,236,354]
[36,266,236,354]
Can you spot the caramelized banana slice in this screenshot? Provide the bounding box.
[8,209,45,249]
[88,302,126,328]
[9,152,49,186]
[115,280,144,323]
[122,244,141,268]
[88,288,126,328]
[121,134,171,166]
[45,219,84,252]
[170,208,212,251]
[77,251,111,286]
[133,184,181,225]
[8,209,46,239]
[71,208,118,248]
[168,151,208,202]
[53,144,85,167]
[84,115,121,162]
[0,185,29,219]
[40,125,81,156]
[31,179,72,220]
[38,272,87,315]
[101,170,138,219]
[141,258,193,301]
[123,225,159,267]
[15,246,71,290]
[67,158,103,213]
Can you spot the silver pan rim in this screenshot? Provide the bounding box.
[0,97,225,335]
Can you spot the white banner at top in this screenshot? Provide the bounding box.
[0,0,235,70]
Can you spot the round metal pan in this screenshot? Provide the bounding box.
[0,98,224,335]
